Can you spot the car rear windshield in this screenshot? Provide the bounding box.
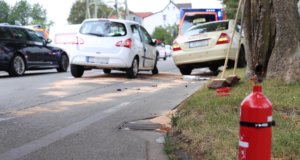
[180,14,216,34]
[184,21,229,36]
[79,20,127,37]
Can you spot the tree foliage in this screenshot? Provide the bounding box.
[68,0,116,24]
[68,0,86,24]
[0,0,49,28]
[0,0,10,23]
[223,0,239,19]
[152,25,177,45]
[9,0,31,25]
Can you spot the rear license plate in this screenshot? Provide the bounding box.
[86,57,108,64]
[189,40,208,48]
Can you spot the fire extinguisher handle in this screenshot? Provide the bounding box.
[240,121,275,128]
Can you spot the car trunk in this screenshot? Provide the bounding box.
[77,35,123,54]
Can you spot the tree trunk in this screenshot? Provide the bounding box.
[243,0,300,83]
[267,0,300,82]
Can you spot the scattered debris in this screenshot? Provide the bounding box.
[155,136,165,144]
[152,84,158,87]
[182,75,210,81]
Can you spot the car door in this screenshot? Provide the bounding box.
[26,29,57,67]
[9,28,41,66]
[130,25,144,69]
[138,26,156,69]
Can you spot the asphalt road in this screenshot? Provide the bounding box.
[0,58,208,160]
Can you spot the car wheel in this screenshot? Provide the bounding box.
[103,69,111,74]
[57,54,69,72]
[152,57,159,75]
[179,67,192,75]
[237,46,247,68]
[71,64,84,78]
[209,65,219,72]
[9,54,25,76]
[127,57,138,79]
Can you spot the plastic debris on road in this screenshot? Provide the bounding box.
[182,75,210,81]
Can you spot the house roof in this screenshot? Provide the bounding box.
[134,12,153,18]
[176,3,192,9]
[133,1,191,19]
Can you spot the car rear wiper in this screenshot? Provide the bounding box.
[86,33,105,37]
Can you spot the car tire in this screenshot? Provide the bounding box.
[57,53,69,72]
[179,67,192,75]
[152,57,159,75]
[71,64,84,78]
[237,46,247,68]
[127,57,138,79]
[9,54,26,76]
[209,65,219,72]
[163,53,167,61]
[103,69,111,74]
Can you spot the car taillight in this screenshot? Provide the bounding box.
[172,43,181,51]
[116,38,132,48]
[216,33,230,45]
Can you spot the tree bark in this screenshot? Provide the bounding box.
[267,0,300,82]
[243,0,300,83]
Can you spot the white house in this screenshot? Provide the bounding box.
[140,1,192,34]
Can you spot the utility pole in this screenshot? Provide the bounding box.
[114,0,119,19]
[125,0,129,20]
[86,0,100,19]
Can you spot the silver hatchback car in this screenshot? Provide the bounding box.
[70,19,159,78]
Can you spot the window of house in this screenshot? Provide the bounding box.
[163,15,167,21]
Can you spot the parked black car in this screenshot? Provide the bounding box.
[0,24,69,76]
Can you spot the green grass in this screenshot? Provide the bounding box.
[165,68,300,160]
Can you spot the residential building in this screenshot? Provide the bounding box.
[136,1,192,34]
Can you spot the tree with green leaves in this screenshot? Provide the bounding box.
[0,0,10,23]
[223,0,239,19]
[1,0,50,28]
[68,0,116,24]
[8,0,31,25]
[223,0,300,83]
[68,0,86,24]
[152,24,177,45]
[30,3,47,26]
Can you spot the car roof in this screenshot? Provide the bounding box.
[82,18,139,25]
[0,24,34,31]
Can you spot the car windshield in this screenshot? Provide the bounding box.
[180,14,216,34]
[79,20,127,37]
[184,21,229,36]
[35,31,45,39]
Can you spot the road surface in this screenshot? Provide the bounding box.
[0,59,208,160]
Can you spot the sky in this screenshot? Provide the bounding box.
[6,0,223,26]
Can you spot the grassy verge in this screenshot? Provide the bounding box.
[164,68,300,160]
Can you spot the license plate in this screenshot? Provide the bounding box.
[189,40,208,48]
[86,57,108,64]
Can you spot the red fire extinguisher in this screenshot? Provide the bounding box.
[238,84,275,160]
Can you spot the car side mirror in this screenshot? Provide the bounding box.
[42,39,52,46]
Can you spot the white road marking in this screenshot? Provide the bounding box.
[0,117,14,122]
[0,102,130,160]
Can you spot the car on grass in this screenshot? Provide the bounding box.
[172,20,246,75]
[70,19,158,79]
[0,24,69,76]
